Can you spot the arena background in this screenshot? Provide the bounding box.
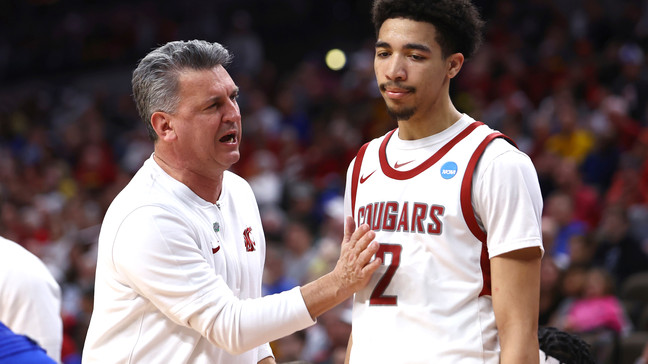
[1,1,648,363]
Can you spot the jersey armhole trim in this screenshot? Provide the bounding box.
[351,142,370,224]
[460,132,517,296]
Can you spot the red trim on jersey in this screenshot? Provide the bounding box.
[379,121,484,180]
[351,142,370,224]
[460,132,517,297]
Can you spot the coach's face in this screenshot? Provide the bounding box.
[168,66,242,176]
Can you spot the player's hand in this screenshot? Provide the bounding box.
[332,216,381,296]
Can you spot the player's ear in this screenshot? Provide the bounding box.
[151,111,177,141]
[447,53,465,79]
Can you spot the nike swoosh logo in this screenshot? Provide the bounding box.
[212,246,220,254]
[394,160,414,169]
[360,170,376,184]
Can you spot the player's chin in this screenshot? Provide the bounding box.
[386,105,416,121]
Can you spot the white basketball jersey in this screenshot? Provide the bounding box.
[348,121,509,363]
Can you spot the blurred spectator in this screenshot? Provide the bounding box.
[306,196,345,283]
[593,205,648,286]
[598,94,642,153]
[271,330,306,363]
[303,304,352,364]
[539,257,563,327]
[606,154,648,210]
[564,268,630,335]
[262,243,298,296]
[246,149,284,213]
[282,220,319,286]
[541,215,559,258]
[564,268,631,363]
[282,181,320,233]
[549,264,588,329]
[545,191,588,269]
[223,10,264,78]
[612,43,648,124]
[551,157,601,230]
[567,233,595,267]
[544,96,595,165]
[580,128,620,194]
[242,89,283,141]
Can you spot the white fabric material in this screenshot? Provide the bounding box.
[83,156,315,364]
[344,114,543,363]
[0,236,62,363]
[540,349,561,364]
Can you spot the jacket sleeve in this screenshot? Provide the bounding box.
[112,206,315,355]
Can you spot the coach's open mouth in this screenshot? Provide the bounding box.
[219,132,237,143]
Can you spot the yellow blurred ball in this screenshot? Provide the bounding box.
[325,49,346,71]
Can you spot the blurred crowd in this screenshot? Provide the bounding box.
[1,0,648,363]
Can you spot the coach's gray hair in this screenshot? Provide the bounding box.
[132,40,233,141]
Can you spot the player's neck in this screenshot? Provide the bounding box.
[396,102,462,140]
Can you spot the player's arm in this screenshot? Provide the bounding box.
[491,247,541,364]
[473,140,542,364]
[474,143,543,364]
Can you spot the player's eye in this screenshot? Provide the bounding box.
[376,50,390,58]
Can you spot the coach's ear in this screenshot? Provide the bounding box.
[151,112,177,142]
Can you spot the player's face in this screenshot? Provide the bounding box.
[374,18,452,122]
[171,66,241,174]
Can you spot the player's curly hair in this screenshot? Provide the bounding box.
[538,326,597,364]
[371,0,484,59]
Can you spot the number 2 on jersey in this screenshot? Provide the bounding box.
[370,243,402,305]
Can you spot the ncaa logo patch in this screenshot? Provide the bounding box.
[440,161,458,179]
